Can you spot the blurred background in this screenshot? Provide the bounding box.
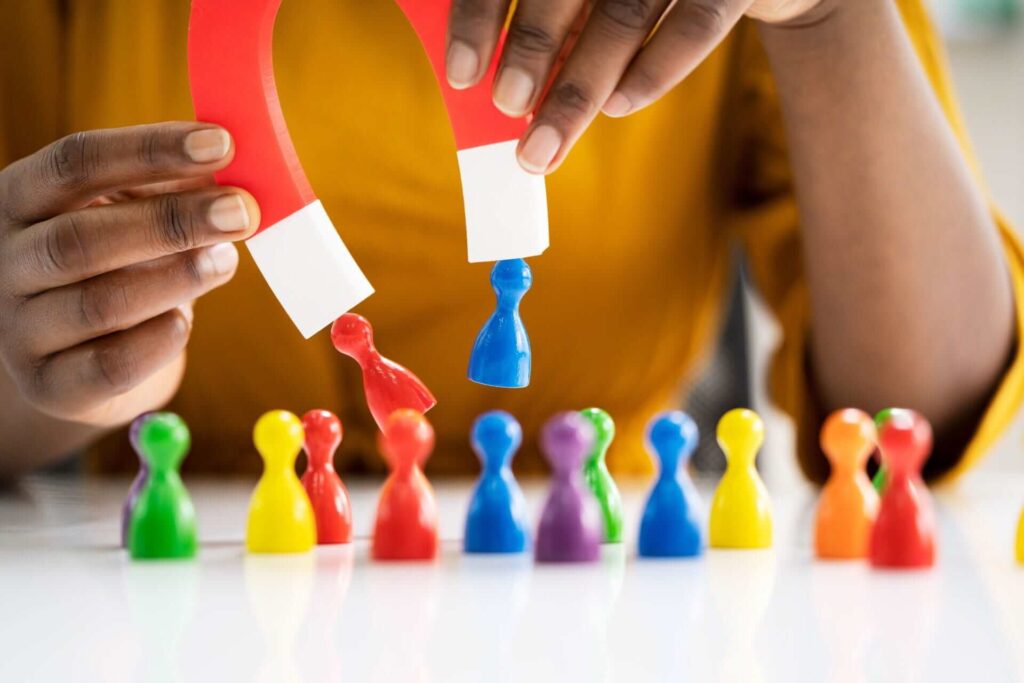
[693,0,1024,481]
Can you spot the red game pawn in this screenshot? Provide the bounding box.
[372,410,439,561]
[868,410,936,569]
[331,314,437,432]
[300,410,352,545]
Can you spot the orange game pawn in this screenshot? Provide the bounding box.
[814,409,880,559]
[301,410,353,544]
[372,410,439,561]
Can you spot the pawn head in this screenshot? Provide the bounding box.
[302,409,343,467]
[872,407,904,468]
[647,411,699,474]
[137,412,190,472]
[254,410,305,469]
[471,410,522,470]
[877,409,932,476]
[379,409,434,470]
[820,408,876,472]
[330,313,374,358]
[540,411,595,475]
[491,259,532,298]
[579,407,615,463]
[716,408,764,467]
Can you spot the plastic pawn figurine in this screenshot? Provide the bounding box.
[301,409,352,545]
[464,411,530,554]
[128,413,198,560]
[331,313,436,432]
[709,408,773,549]
[580,407,624,543]
[121,411,156,548]
[1016,504,1024,565]
[246,411,316,554]
[868,409,936,569]
[638,411,704,558]
[814,409,880,559]
[372,409,439,561]
[535,412,602,563]
[468,259,532,388]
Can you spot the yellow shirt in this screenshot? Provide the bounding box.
[2,1,1022,479]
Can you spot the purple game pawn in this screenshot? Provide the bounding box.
[121,412,156,547]
[535,412,602,563]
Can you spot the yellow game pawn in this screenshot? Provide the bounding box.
[1016,506,1024,564]
[246,410,316,553]
[709,409,773,549]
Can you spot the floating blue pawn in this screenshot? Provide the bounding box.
[464,411,530,553]
[638,411,704,558]
[468,259,532,388]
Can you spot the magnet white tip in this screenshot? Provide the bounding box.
[246,200,373,338]
[457,140,549,263]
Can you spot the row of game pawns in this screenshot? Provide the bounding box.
[122,404,953,568]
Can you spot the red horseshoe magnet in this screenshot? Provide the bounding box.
[189,0,373,339]
[395,0,549,263]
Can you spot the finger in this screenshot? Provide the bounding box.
[492,0,585,117]
[26,309,193,419]
[9,188,258,295]
[93,175,218,205]
[517,0,671,174]
[446,0,512,89]
[19,244,238,356]
[0,122,234,224]
[604,0,750,117]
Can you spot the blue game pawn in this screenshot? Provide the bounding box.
[467,259,532,388]
[464,411,530,554]
[638,411,704,558]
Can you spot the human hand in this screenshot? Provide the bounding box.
[446,0,832,173]
[0,123,259,427]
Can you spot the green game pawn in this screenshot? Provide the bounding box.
[580,407,624,543]
[870,466,887,492]
[129,413,198,560]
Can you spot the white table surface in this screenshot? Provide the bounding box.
[2,471,1023,683]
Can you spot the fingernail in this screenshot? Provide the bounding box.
[603,92,633,118]
[184,128,231,163]
[206,243,239,277]
[518,125,561,174]
[494,67,535,116]
[177,304,194,327]
[208,194,250,232]
[446,41,480,89]
[173,310,191,337]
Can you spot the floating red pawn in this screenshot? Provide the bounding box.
[372,409,439,561]
[331,314,436,432]
[300,409,352,545]
[868,409,936,569]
